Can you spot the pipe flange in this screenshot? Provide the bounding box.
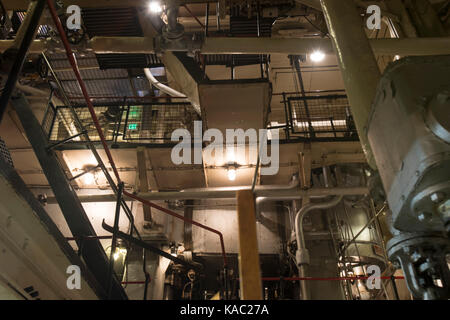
[387,232,450,300]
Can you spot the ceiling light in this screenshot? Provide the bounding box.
[82,171,95,185]
[149,1,163,13]
[310,50,325,63]
[113,248,127,261]
[227,165,237,181]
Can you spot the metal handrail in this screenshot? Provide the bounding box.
[46,0,228,271]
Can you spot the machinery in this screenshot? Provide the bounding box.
[0,0,449,302]
[368,55,450,300]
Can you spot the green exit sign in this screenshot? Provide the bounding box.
[128,123,138,130]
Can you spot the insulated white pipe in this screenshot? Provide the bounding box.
[44,186,368,203]
[294,195,344,300]
[143,68,187,99]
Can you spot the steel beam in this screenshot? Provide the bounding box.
[2,37,450,56]
[10,93,127,300]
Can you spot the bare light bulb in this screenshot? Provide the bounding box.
[310,50,325,62]
[149,1,162,13]
[227,166,236,181]
[82,172,95,185]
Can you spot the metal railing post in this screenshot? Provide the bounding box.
[107,181,124,299]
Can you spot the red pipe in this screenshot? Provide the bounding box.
[121,281,147,285]
[67,95,187,100]
[46,0,121,183]
[46,0,228,268]
[123,191,228,266]
[260,276,405,281]
[125,276,405,284]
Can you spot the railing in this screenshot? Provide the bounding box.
[43,102,198,144]
[281,92,359,142]
[45,0,229,300]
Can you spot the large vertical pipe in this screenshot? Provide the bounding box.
[319,0,381,169]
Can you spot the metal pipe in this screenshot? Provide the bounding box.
[166,2,179,34]
[294,195,343,300]
[45,186,369,203]
[46,0,121,182]
[143,68,187,98]
[107,182,124,299]
[319,0,380,169]
[124,191,228,267]
[3,37,450,56]
[183,4,205,30]
[205,3,209,37]
[340,203,387,254]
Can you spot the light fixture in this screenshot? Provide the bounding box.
[113,251,120,260]
[82,171,95,185]
[148,1,163,13]
[309,50,325,63]
[113,248,127,261]
[227,164,237,181]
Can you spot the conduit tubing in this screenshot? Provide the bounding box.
[143,68,187,99]
[46,0,228,268]
[294,195,344,300]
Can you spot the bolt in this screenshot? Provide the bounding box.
[418,212,432,222]
[430,192,445,204]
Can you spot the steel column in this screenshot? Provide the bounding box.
[236,190,262,300]
[319,0,381,169]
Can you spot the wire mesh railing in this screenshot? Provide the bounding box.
[46,102,199,144]
[282,93,359,141]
